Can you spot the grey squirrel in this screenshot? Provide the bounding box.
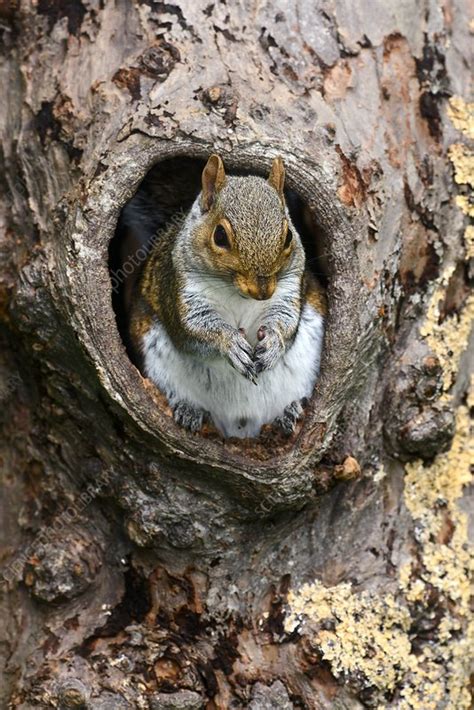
[127,154,326,438]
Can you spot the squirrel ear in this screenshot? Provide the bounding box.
[201,154,226,211]
[268,156,285,200]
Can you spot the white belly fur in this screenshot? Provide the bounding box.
[142,302,324,438]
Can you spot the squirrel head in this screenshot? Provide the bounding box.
[188,154,302,301]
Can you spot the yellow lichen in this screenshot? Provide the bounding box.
[398,265,473,706]
[399,563,425,603]
[448,96,473,239]
[404,406,472,523]
[399,635,473,710]
[454,194,474,217]
[464,224,474,259]
[397,386,473,709]
[395,191,474,703]
[447,96,474,140]
[285,401,473,707]
[448,143,474,186]
[419,270,474,396]
[400,401,473,707]
[285,581,414,691]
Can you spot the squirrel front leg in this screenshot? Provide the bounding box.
[180,294,258,383]
[254,297,300,373]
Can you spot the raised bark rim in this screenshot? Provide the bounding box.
[56,133,364,507]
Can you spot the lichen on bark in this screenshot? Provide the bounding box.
[285,394,472,708]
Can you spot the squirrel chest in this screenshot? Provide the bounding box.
[141,279,324,438]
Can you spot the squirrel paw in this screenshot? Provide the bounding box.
[172,401,208,433]
[274,399,306,435]
[254,326,285,373]
[227,331,258,384]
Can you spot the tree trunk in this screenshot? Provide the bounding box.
[0,1,472,708]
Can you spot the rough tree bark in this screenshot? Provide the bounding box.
[0,1,472,708]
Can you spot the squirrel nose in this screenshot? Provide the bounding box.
[236,275,276,300]
[254,276,276,300]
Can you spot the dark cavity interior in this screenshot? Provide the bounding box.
[109,156,328,362]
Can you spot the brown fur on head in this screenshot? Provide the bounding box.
[195,155,298,300]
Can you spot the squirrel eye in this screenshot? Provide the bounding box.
[213,224,230,249]
[284,228,293,249]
